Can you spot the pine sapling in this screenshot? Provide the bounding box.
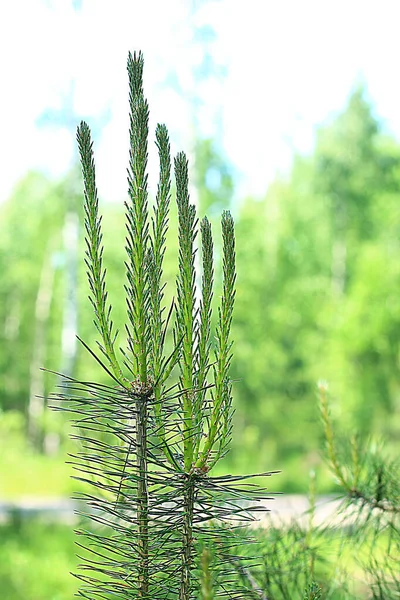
[52,50,275,600]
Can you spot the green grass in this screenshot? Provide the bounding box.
[0,411,84,499]
[0,519,78,600]
[1,517,395,600]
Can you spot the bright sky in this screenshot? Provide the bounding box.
[2,0,400,204]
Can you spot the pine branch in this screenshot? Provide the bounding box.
[196,211,236,470]
[318,382,399,597]
[125,50,150,383]
[150,123,172,430]
[174,151,197,473]
[319,381,400,514]
[194,216,214,458]
[304,582,322,600]
[200,547,214,600]
[318,381,347,487]
[77,121,126,386]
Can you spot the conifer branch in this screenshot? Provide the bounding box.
[319,382,400,514]
[196,211,236,469]
[200,547,214,600]
[175,151,197,472]
[150,124,171,420]
[194,216,214,458]
[304,583,322,600]
[77,121,127,386]
[126,50,150,383]
[318,381,347,488]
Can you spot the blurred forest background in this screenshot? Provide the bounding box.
[1,85,400,499]
[2,2,400,598]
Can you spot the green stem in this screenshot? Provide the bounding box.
[137,392,149,597]
[318,381,347,488]
[200,547,214,600]
[180,476,195,600]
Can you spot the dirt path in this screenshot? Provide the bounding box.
[1,494,344,527]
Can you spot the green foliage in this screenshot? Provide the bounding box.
[199,547,214,600]
[2,65,400,599]
[304,583,323,600]
[0,173,67,414]
[319,383,400,598]
[2,391,399,600]
[225,85,400,483]
[0,520,77,600]
[2,78,400,493]
[216,388,399,600]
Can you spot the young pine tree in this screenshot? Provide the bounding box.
[52,51,274,600]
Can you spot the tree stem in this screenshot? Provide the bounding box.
[180,476,195,600]
[137,393,149,597]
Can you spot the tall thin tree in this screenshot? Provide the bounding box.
[52,51,274,600]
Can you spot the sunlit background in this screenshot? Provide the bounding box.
[3,0,400,203]
[1,1,400,598]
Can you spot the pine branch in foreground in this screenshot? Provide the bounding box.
[318,381,400,598]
